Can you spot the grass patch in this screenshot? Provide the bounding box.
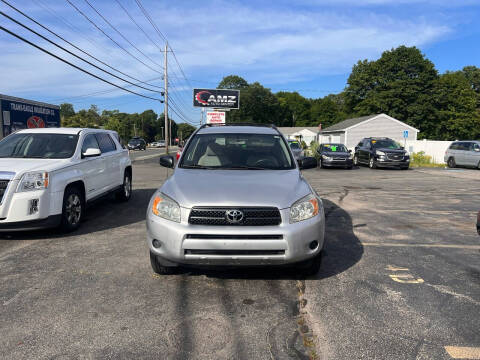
[409,151,445,168]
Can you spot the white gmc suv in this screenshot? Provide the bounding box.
[0,128,132,232]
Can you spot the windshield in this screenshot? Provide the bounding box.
[372,139,402,149]
[129,139,142,145]
[289,141,301,150]
[0,133,78,159]
[180,133,295,170]
[323,144,348,152]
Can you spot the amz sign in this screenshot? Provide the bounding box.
[193,89,240,109]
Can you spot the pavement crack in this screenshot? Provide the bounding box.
[295,279,320,360]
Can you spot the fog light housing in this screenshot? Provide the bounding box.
[309,240,319,250]
[152,239,162,248]
[29,199,39,215]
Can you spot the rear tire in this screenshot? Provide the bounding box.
[116,170,132,202]
[60,186,84,232]
[447,157,456,168]
[150,251,177,275]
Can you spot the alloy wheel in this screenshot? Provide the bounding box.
[66,194,82,225]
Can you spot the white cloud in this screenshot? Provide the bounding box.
[0,0,463,101]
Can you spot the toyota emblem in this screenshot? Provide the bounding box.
[225,209,244,224]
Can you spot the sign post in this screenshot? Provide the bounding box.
[403,130,409,148]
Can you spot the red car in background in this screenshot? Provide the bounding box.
[176,147,183,161]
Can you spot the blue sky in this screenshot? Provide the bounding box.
[1,0,479,126]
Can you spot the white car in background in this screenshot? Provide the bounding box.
[0,128,132,232]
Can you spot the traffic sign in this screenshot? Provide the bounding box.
[403,130,409,138]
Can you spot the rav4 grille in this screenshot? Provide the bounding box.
[189,207,282,226]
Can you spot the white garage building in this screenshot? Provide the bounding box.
[277,127,319,145]
[319,113,419,149]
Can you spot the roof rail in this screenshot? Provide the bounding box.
[199,122,278,130]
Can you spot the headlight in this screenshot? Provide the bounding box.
[17,172,48,192]
[376,150,385,156]
[151,193,181,222]
[322,155,332,161]
[290,193,319,223]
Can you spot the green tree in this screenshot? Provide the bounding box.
[276,91,311,126]
[344,46,438,134]
[59,103,75,122]
[224,82,281,124]
[431,72,480,140]
[177,123,196,141]
[217,75,249,89]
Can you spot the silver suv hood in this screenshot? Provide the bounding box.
[161,168,312,209]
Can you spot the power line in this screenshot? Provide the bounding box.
[0,10,163,94]
[0,25,162,101]
[134,0,168,44]
[50,76,163,103]
[114,0,164,54]
[81,0,164,70]
[64,0,163,75]
[1,0,164,90]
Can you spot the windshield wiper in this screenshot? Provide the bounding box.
[222,166,267,170]
[181,165,219,169]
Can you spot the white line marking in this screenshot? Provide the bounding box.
[445,346,480,359]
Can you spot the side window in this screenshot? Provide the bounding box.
[357,141,363,147]
[365,140,371,149]
[95,133,117,153]
[449,143,458,150]
[82,134,100,154]
[458,142,469,151]
[472,143,480,152]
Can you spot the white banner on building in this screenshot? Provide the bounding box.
[206,111,225,124]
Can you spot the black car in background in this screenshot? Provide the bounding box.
[477,210,480,235]
[354,137,410,170]
[128,137,146,151]
[317,143,353,169]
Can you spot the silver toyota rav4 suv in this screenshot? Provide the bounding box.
[146,124,325,275]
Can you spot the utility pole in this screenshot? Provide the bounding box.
[164,43,169,155]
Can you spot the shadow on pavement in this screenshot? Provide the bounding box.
[0,188,157,241]
[318,199,363,279]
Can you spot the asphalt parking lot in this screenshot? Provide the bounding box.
[0,161,479,359]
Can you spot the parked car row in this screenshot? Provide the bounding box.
[315,137,410,170]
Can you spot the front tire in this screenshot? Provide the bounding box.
[60,186,84,232]
[353,154,359,166]
[116,170,132,202]
[447,157,456,168]
[298,252,323,277]
[369,156,377,169]
[150,251,177,275]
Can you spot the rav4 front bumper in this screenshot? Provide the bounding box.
[146,206,325,267]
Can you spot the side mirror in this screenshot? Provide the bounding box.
[299,156,317,169]
[159,155,174,168]
[82,148,101,158]
[348,149,352,153]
